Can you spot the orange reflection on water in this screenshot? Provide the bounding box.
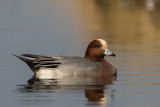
[48,0,160,45]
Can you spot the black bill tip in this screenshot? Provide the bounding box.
[110,53,116,57]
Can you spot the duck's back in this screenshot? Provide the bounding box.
[35,56,99,78]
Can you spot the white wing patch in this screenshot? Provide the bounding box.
[36,69,64,79]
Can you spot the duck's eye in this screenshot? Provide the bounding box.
[95,44,101,48]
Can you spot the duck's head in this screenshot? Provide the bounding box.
[85,39,116,62]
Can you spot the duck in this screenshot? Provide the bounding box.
[14,39,117,79]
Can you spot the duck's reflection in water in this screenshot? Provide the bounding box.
[18,75,116,106]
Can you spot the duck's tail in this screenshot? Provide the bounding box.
[13,54,38,72]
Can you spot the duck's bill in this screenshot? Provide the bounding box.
[109,53,116,57]
[104,49,116,57]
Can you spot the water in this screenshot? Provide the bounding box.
[1,0,160,107]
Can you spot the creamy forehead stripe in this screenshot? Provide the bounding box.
[96,39,107,45]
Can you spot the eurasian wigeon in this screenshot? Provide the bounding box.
[14,39,117,79]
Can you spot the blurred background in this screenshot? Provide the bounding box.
[1,0,160,55]
[1,0,160,107]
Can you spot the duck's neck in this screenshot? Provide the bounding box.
[85,54,106,62]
